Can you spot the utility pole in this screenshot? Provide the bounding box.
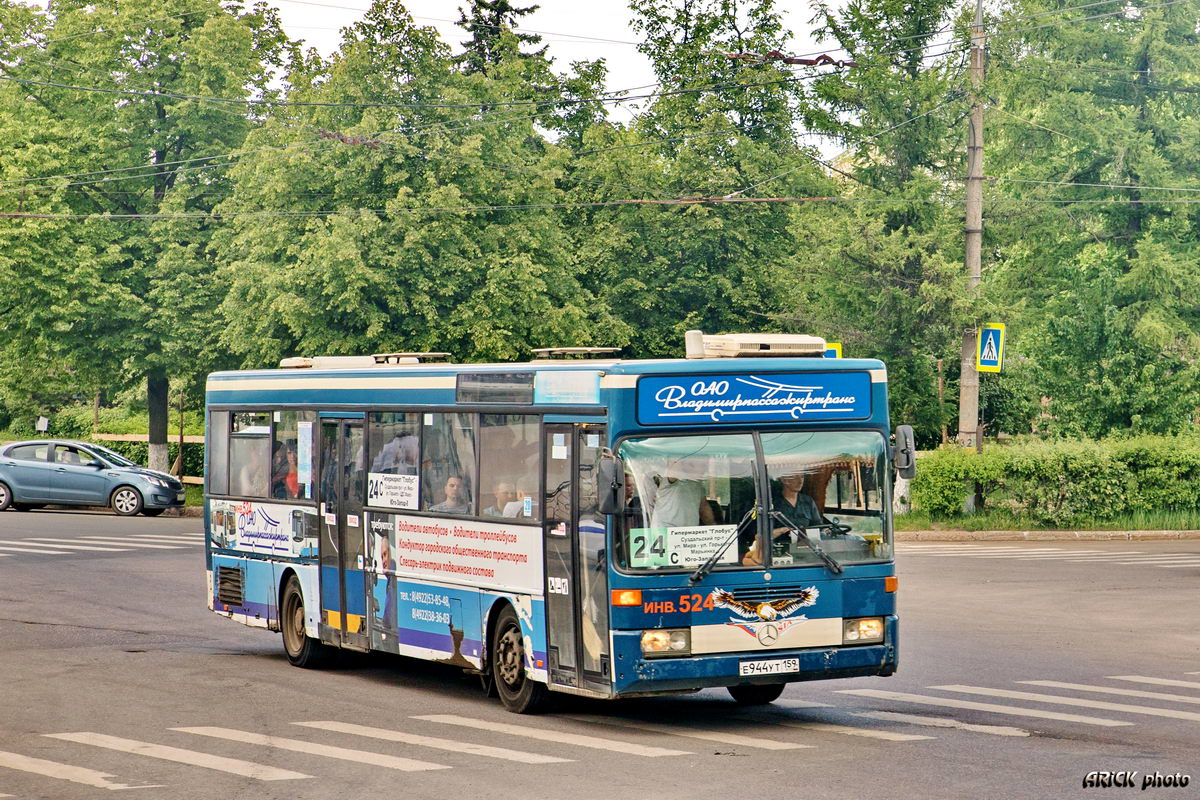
[957,0,985,447]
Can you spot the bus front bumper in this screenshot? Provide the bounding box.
[610,616,898,695]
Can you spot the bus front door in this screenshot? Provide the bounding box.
[318,419,369,652]
[543,423,611,695]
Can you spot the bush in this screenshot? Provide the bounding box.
[910,435,1200,526]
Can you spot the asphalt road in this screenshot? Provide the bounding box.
[1,511,1197,800]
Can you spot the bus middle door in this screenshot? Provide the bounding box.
[543,423,611,695]
[317,419,370,652]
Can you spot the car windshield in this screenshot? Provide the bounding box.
[89,445,138,468]
[617,431,891,572]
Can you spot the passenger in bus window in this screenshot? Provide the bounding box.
[649,476,716,529]
[271,441,291,499]
[283,443,300,499]
[372,430,418,475]
[430,474,471,514]
[504,486,535,517]
[483,482,517,517]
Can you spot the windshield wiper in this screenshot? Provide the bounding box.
[767,510,844,574]
[690,505,758,585]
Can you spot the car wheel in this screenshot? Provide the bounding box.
[142,508,166,517]
[492,605,549,713]
[111,486,143,516]
[281,576,336,668]
[0,481,11,511]
[727,683,786,705]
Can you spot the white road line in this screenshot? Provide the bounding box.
[1107,559,1200,566]
[773,699,833,709]
[747,718,933,742]
[904,548,1043,555]
[1060,553,1149,560]
[0,544,71,554]
[898,546,1032,552]
[413,714,691,757]
[852,711,1031,737]
[836,689,1133,726]
[293,721,569,764]
[561,715,812,750]
[1020,681,1200,705]
[0,553,9,557]
[0,749,162,791]
[1155,563,1200,568]
[933,685,1200,722]
[126,535,203,543]
[20,539,129,552]
[174,727,449,772]
[1109,676,1200,691]
[967,551,1109,559]
[77,538,184,550]
[46,733,311,781]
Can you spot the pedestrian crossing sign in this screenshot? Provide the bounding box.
[824,342,842,358]
[977,323,1005,373]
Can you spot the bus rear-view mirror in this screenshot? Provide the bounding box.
[597,454,625,515]
[893,425,916,479]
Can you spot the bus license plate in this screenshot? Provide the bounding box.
[738,658,799,677]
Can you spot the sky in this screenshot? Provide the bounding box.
[268,0,834,100]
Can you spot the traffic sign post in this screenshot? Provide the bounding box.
[977,323,1004,373]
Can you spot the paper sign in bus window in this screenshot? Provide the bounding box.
[367,472,419,510]
[630,525,739,568]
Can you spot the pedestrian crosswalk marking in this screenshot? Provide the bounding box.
[852,711,1031,737]
[0,544,71,554]
[21,539,129,551]
[933,685,1200,722]
[413,714,691,757]
[293,721,569,764]
[561,715,812,749]
[78,538,184,550]
[46,732,312,781]
[173,727,449,772]
[837,689,1133,726]
[1020,680,1200,705]
[746,718,933,742]
[127,535,203,543]
[0,749,162,791]
[1156,563,1200,568]
[1109,675,1200,691]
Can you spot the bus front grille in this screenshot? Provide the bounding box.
[216,566,245,606]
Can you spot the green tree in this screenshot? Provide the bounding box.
[0,0,291,466]
[987,0,1200,435]
[215,1,623,366]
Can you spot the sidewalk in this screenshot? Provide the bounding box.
[896,529,1200,542]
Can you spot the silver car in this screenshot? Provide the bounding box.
[0,440,186,516]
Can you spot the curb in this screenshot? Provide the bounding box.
[896,529,1200,542]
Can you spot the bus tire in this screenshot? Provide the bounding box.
[727,683,786,705]
[492,605,548,714]
[281,575,335,669]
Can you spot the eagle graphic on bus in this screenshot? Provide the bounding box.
[711,587,818,620]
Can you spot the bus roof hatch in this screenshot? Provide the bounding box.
[684,330,827,359]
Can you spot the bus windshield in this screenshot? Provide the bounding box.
[618,431,891,572]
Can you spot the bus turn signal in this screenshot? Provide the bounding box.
[612,589,642,606]
[885,576,898,593]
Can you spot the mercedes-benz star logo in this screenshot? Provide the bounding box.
[756,623,779,646]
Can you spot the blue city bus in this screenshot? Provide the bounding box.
[204,332,914,713]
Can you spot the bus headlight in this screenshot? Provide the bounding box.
[641,629,691,656]
[843,618,884,644]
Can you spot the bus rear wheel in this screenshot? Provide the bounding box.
[491,605,548,714]
[281,576,335,669]
[728,683,786,705]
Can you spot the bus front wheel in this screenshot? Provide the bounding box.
[728,683,785,705]
[281,576,335,669]
[491,605,548,714]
